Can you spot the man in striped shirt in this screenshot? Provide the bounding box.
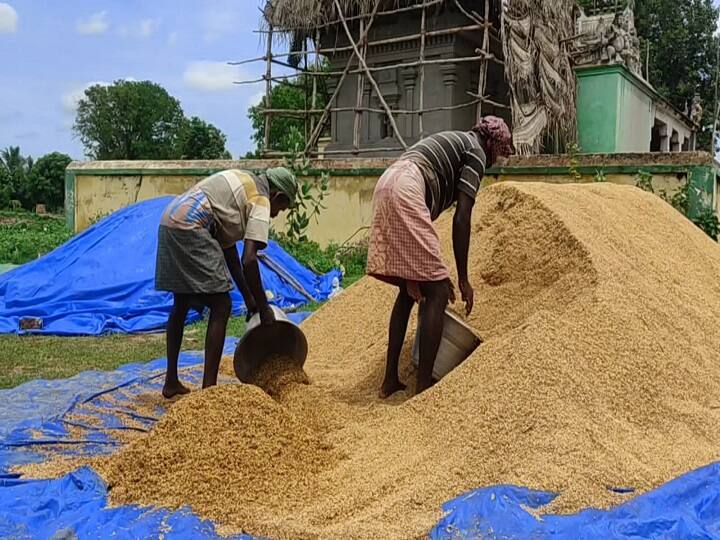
[155,167,298,398]
[367,116,512,397]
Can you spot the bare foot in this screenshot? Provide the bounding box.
[162,380,191,399]
[379,378,407,399]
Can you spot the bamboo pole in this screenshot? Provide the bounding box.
[353,18,368,153]
[263,26,273,155]
[310,29,320,137]
[319,23,486,56]
[302,38,309,147]
[236,54,500,83]
[453,0,501,43]
[418,1,427,137]
[303,0,382,155]
[465,91,511,110]
[476,0,490,122]
[260,99,483,117]
[334,0,407,149]
[250,24,489,59]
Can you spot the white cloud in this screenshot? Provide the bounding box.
[202,9,239,41]
[77,11,108,35]
[183,61,247,92]
[120,18,160,38]
[0,3,18,33]
[61,77,136,113]
[139,18,159,37]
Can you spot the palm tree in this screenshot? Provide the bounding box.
[0,147,33,205]
[0,146,30,176]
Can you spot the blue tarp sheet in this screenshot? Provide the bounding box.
[2,344,720,539]
[0,196,340,336]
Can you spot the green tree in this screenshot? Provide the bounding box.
[27,152,73,211]
[177,117,232,159]
[635,0,719,150]
[0,146,33,206]
[0,166,11,209]
[247,62,329,155]
[74,80,185,160]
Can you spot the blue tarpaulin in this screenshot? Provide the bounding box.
[2,347,720,539]
[0,196,340,336]
[429,467,720,539]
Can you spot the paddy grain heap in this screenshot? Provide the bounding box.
[93,182,720,539]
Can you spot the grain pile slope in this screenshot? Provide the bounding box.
[99,182,720,539]
[295,182,720,535]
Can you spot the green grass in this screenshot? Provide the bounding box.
[0,317,247,389]
[0,210,72,264]
[0,303,331,389]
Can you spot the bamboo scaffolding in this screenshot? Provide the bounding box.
[235,54,502,86]
[245,0,510,156]
[248,23,492,60]
[303,0,382,155]
[466,91,511,110]
[334,0,407,149]
[263,26,273,153]
[259,99,483,117]
[452,0,502,44]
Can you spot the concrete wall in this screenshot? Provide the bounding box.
[66,153,719,245]
[65,160,382,246]
[617,73,654,152]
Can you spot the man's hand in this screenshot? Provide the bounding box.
[446,278,456,304]
[459,279,474,316]
[259,305,275,325]
[406,280,423,302]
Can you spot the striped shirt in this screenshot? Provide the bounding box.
[161,169,271,249]
[160,187,214,231]
[402,131,486,220]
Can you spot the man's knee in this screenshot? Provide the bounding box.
[421,281,449,306]
[208,293,232,319]
[397,285,414,305]
[171,293,193,316]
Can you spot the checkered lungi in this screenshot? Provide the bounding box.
[366,159,450,283]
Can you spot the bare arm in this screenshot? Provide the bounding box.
[222,245,256,316]
[452,191,475,315]
[241,239,274,323]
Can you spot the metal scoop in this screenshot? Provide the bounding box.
[233,305,308,383]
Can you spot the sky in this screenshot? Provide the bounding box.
[0,0,280,159]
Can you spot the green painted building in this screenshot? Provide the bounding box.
[576,64,695,154]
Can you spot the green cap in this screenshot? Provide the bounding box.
[266,167,298,207]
